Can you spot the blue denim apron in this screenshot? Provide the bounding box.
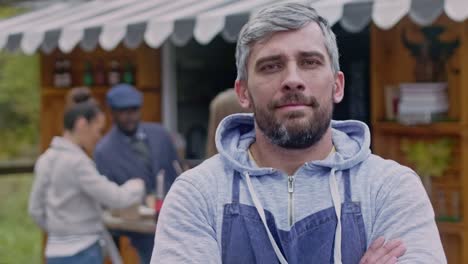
[221,170,366,264]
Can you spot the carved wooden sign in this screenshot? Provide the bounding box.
[402,26,459,82]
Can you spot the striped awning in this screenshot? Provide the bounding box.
[0,0,466,54]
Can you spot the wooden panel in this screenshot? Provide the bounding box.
[40,93,65,151]
[136,45,161,90]
[460,132,468,263]
[371,15,468,264]
[440,234,461,264]
[370,17,416,124]
[40,52,53,88]
[460,18,468,125]
[141,90,161,123]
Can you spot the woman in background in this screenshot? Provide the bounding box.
[28,87,145,264]
[205,88,251,158]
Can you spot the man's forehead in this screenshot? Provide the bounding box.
[248,23,327,62]
[114,107,140,113]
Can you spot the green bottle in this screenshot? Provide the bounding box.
[123,61,135,85]
[83,61,94,86]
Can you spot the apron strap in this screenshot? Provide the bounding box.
[231,171,241,203]
[343,169,351,202]
[243,171,289,264]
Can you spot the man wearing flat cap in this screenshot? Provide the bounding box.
[94,83,180,264]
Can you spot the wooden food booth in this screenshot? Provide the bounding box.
[371,15,468,264]
[39,44,161,263]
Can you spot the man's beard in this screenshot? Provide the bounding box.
[117,122,138,137]
[251,91,333,149]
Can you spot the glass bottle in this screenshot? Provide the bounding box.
[62,59,72,87]
[123,61,135,85]
[53,59,64,88]
[94,60,106,86]
[108,60,121,86]
[83,61,94,86]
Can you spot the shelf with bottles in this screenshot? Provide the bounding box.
[82,59,136,87]
[50,57,137,89]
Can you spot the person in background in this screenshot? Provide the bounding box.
[94,83,181,264]
[205,88,251,158]
[151,2,445,264]
[29,87,145,264]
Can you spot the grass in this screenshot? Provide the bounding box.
[0,174,42,264]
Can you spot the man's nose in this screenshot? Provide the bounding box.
[281,64,305,92]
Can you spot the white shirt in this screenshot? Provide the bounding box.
[45,234,100,257]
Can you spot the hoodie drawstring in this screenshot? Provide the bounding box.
[329,168,343,264]
[243,171,289,264]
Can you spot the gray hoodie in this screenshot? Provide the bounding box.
[28,136,144,235]
[152,114,446,263]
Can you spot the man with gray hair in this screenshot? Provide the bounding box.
[151,2,445,263]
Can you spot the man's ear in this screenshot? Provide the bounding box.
[235,79,251,109]
[333,71,345,103]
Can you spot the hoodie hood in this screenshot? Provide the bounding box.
[215,113,371,175]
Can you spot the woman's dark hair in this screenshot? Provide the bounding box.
[63,87,101,131]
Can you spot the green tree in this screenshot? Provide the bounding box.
[0,6,40,159]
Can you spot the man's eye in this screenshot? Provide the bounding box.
[302,59,321,67]
[260,63,281,72]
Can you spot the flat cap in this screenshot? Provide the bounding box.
[106,83,142,109]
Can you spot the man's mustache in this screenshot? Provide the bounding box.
[270,93,320,109]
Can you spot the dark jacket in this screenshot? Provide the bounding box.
[94,122,180,195]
